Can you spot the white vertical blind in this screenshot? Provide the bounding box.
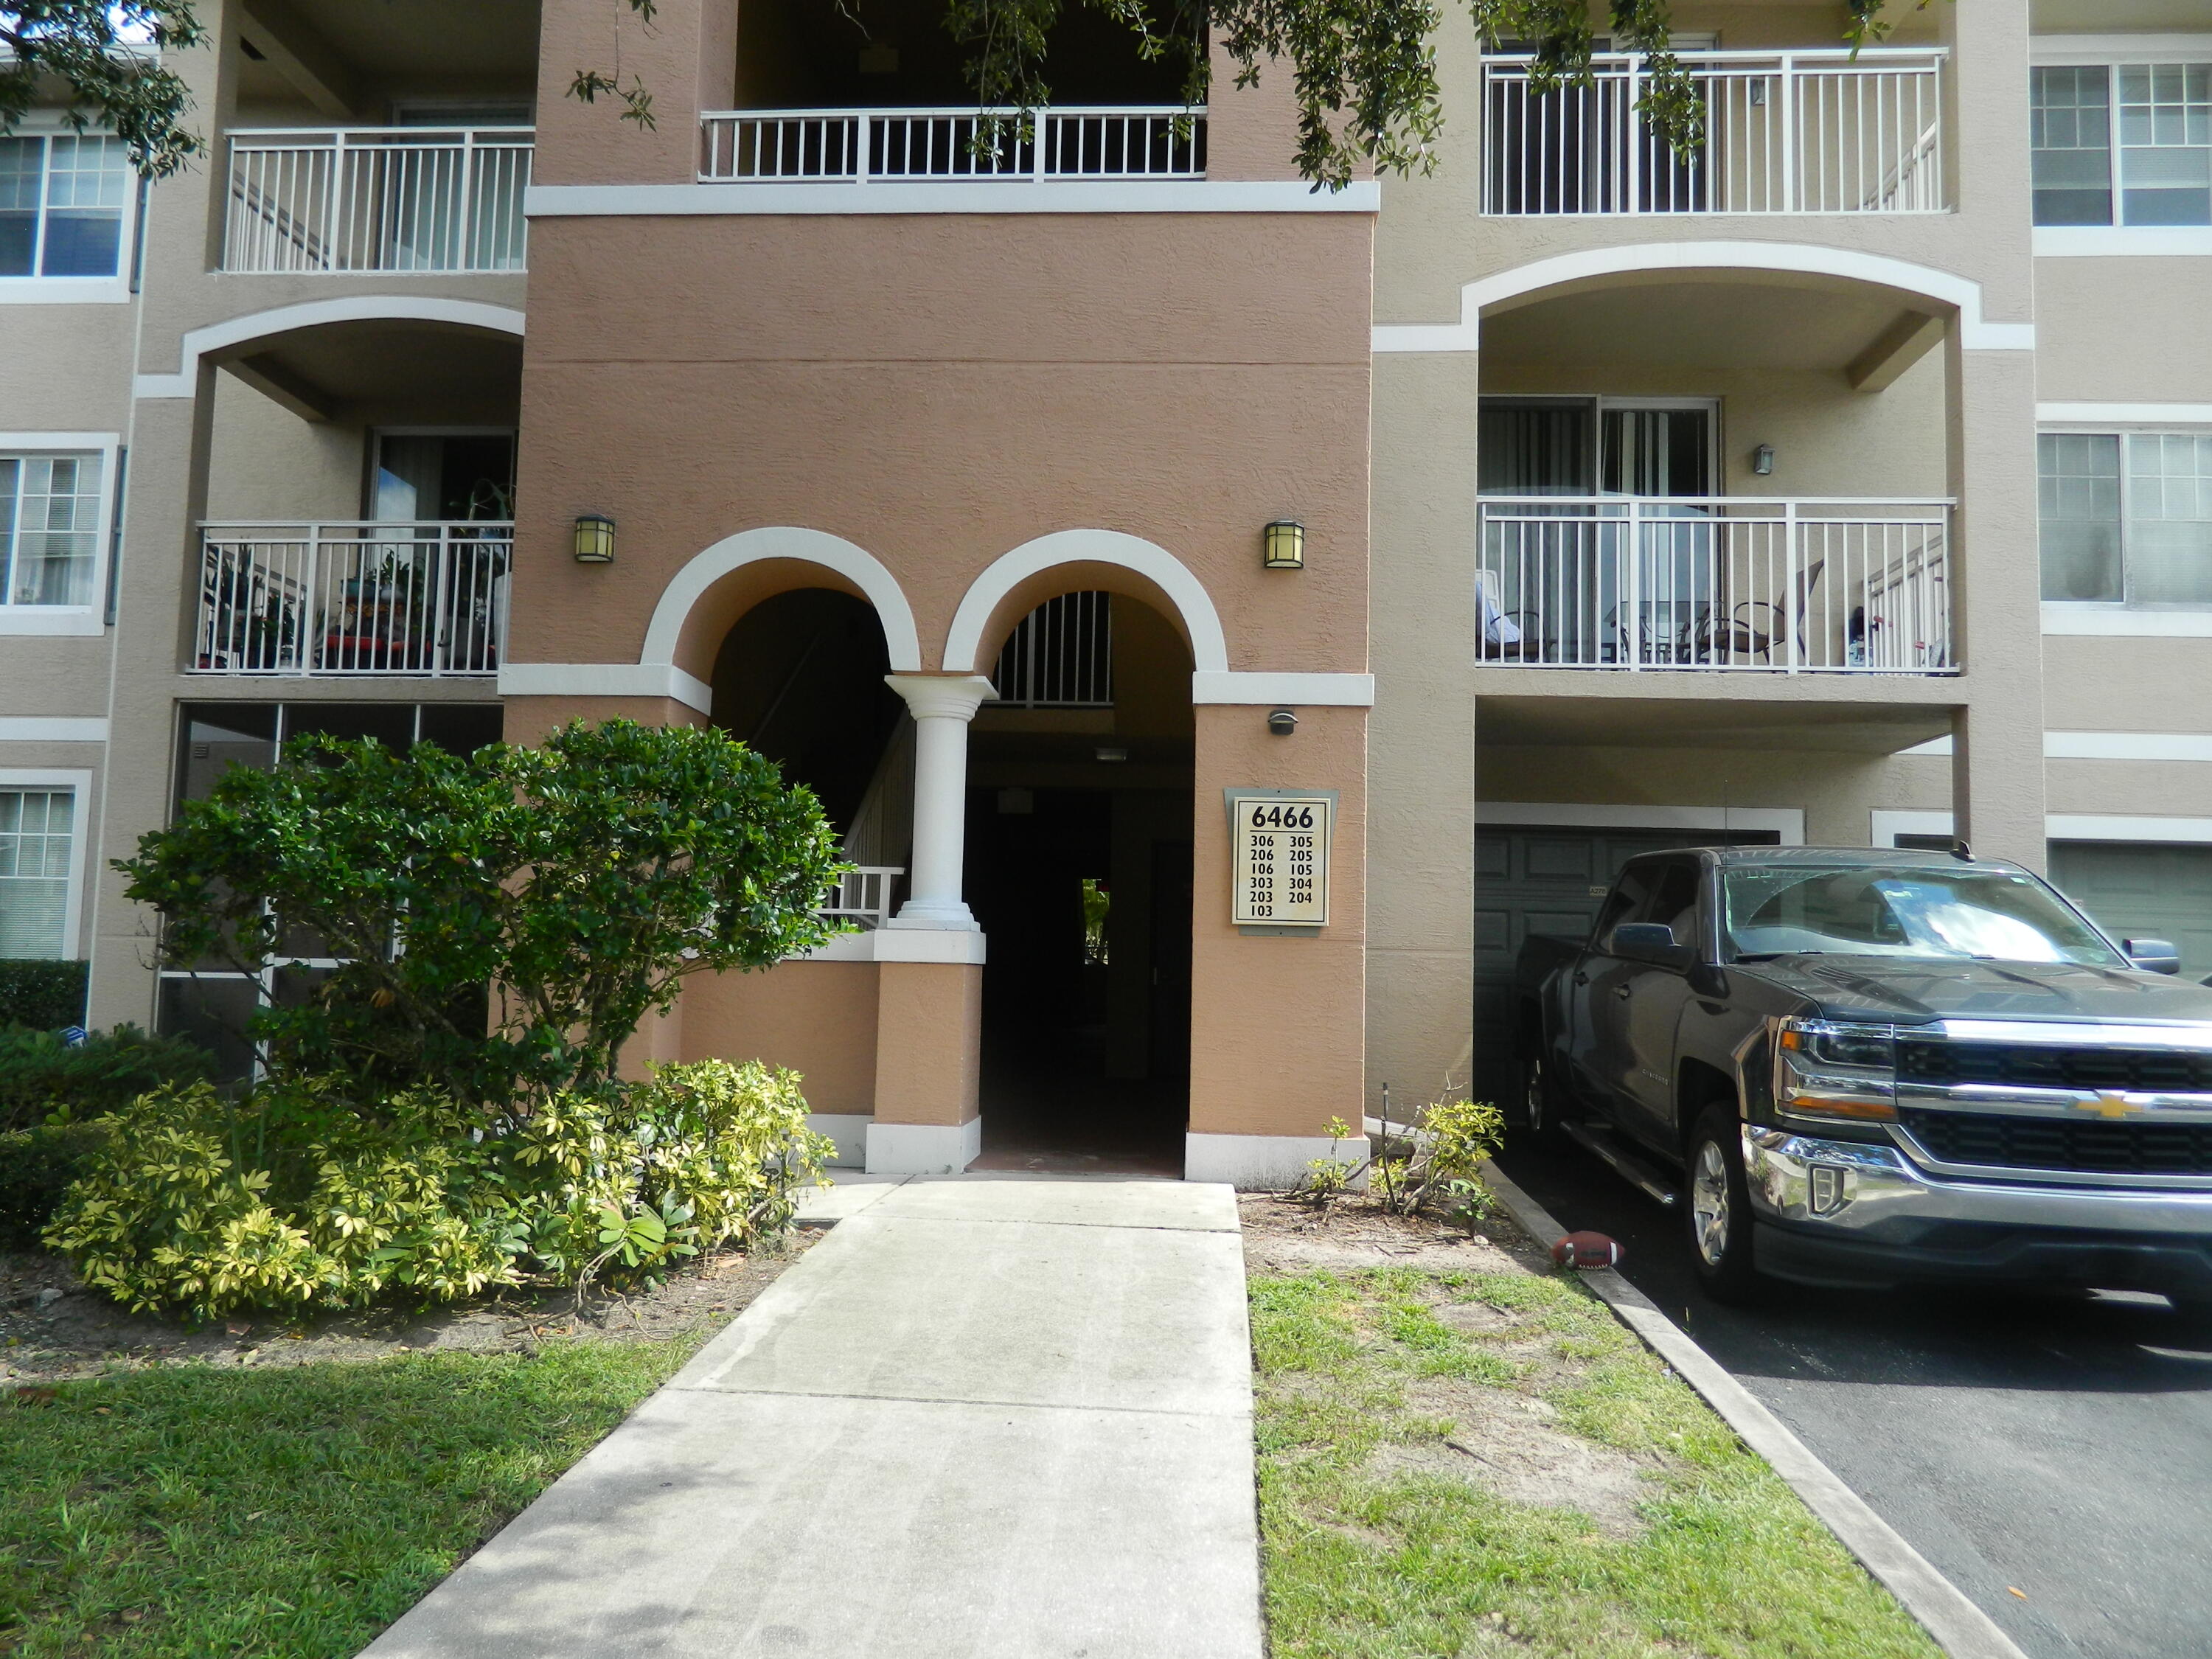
[0,789,74,959]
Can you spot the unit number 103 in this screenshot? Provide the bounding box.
[1249,803,1315,830]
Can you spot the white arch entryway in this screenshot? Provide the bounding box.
[132,296,530,400]
[943,528,1231,675]
[1371,240,2037,355]
[641,526,925,672]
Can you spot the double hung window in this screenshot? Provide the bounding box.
[0,134,131,277]
[2039,431,2212,604]
[0,451,105,610]
[0,788,77,959]
[2031,61,2212,226]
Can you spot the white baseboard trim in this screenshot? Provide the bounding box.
[866,1116,982,1175]
[808,1113,871,1169]
[1183,1131,1360,1190]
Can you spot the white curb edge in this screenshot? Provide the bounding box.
[1479,1158,2028,1659]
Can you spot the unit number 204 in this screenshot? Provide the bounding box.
[1249,803,1315,830]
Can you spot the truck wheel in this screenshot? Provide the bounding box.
[1518,1054,1573,1152]
[1686,1106,1762,1304]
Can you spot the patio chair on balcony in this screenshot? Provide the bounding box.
[1683,558,1826,665]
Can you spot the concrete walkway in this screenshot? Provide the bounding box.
[362,1175,1264,1658]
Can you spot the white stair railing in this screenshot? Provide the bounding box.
[192,522,512,676]
[1475,498,1954,672]
[223,128,533,273]
[1481,48,1946,215]
[700,107,1205,182]
[821,867,904,930]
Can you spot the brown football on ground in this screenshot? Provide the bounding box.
[1552,1231,1624,1270]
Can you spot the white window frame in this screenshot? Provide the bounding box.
[0,117,139,304]
[2038,421,2212,631]
[0,768,92,961]
[2030,37,2212,255]
[0,432,120,636]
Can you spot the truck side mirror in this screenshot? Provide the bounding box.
[1612,922,1694,969]
[2124,937,2182,975]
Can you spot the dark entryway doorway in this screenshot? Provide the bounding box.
[964,593,1194,1174]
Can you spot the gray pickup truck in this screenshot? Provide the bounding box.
[1515,845,2212,1307]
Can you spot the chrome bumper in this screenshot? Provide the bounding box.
[1744,1127,2212,1239]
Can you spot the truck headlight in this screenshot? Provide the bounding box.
[1773,1018,1898,1123]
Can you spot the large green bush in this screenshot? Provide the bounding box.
[118,720,848,1102]
[0,1026,214,1246]
[0,959,89,1031]
[0,1024,214,1133]
[44,1059,831,1320]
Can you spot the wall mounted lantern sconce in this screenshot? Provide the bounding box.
[1750,445,1775,477]
[1267,709,1298,737]
[1262,519,1305,569]
[573,513,616,563]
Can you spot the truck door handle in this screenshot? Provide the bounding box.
[1613,985,1632,1000]
[1572,972,1590,987]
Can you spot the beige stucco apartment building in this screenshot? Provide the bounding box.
[2,0,2208,1180]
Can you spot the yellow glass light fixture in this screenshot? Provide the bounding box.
[573,512,616,564]
[1262,519,1305,569]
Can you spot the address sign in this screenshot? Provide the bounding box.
[1230,793,1332,928]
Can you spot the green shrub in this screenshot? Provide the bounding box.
[0,959,88,1032]
[0,1024,215,1135]
[0,1121,114,1248]
[44,1059,832,1321]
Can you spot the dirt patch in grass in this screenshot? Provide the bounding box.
[1,1231,815,1388]
[1243,1187,1941,1658]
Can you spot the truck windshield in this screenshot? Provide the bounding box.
[1720,865,2126,966]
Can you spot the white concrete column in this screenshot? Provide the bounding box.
[883,674,993,931]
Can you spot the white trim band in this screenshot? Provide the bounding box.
[1371,241,2033,353]
[2038,403,2212,425]
[1888,731,2212,761]
[807,1113,871,1169]
[526,181,1380,218]
[799,926,989,965]
[2045,603,2212,637]
[1880,809,2212,847]
[644,527,925,673]
[1192,671,1374,706]
[1183,1131,1363,1189]
[0,718,108,743]
[1472,801,1806,844]
[945,529,1230,675]
[865,1117,983,1176]
[497,662,714,712]
[2036,226,2212,259]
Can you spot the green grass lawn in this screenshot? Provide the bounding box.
[1252,1265,1942,1659]
[1,1338,701,1658]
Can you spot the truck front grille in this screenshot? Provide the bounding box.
[1899,1107,2212,1178]
[1896,1040,2212,1093]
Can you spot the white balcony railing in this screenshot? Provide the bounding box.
[192,522,511,676]
[1476,498,1953,672]
[223,128,533,273]
[823,867,904,930]
[1482,49,1946,215]
[699,107,1205,183]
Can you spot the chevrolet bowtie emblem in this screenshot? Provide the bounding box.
[2079,1091,2143,1120]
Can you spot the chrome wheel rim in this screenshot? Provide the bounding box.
[1692,1141,1731,1267]
[1525,1062,1545,1133]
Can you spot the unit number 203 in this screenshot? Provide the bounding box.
[1249,803,1316,830]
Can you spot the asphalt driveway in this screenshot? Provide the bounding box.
[1495,1144,2212,1659]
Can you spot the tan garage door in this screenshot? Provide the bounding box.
[2048,841,2212,982]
